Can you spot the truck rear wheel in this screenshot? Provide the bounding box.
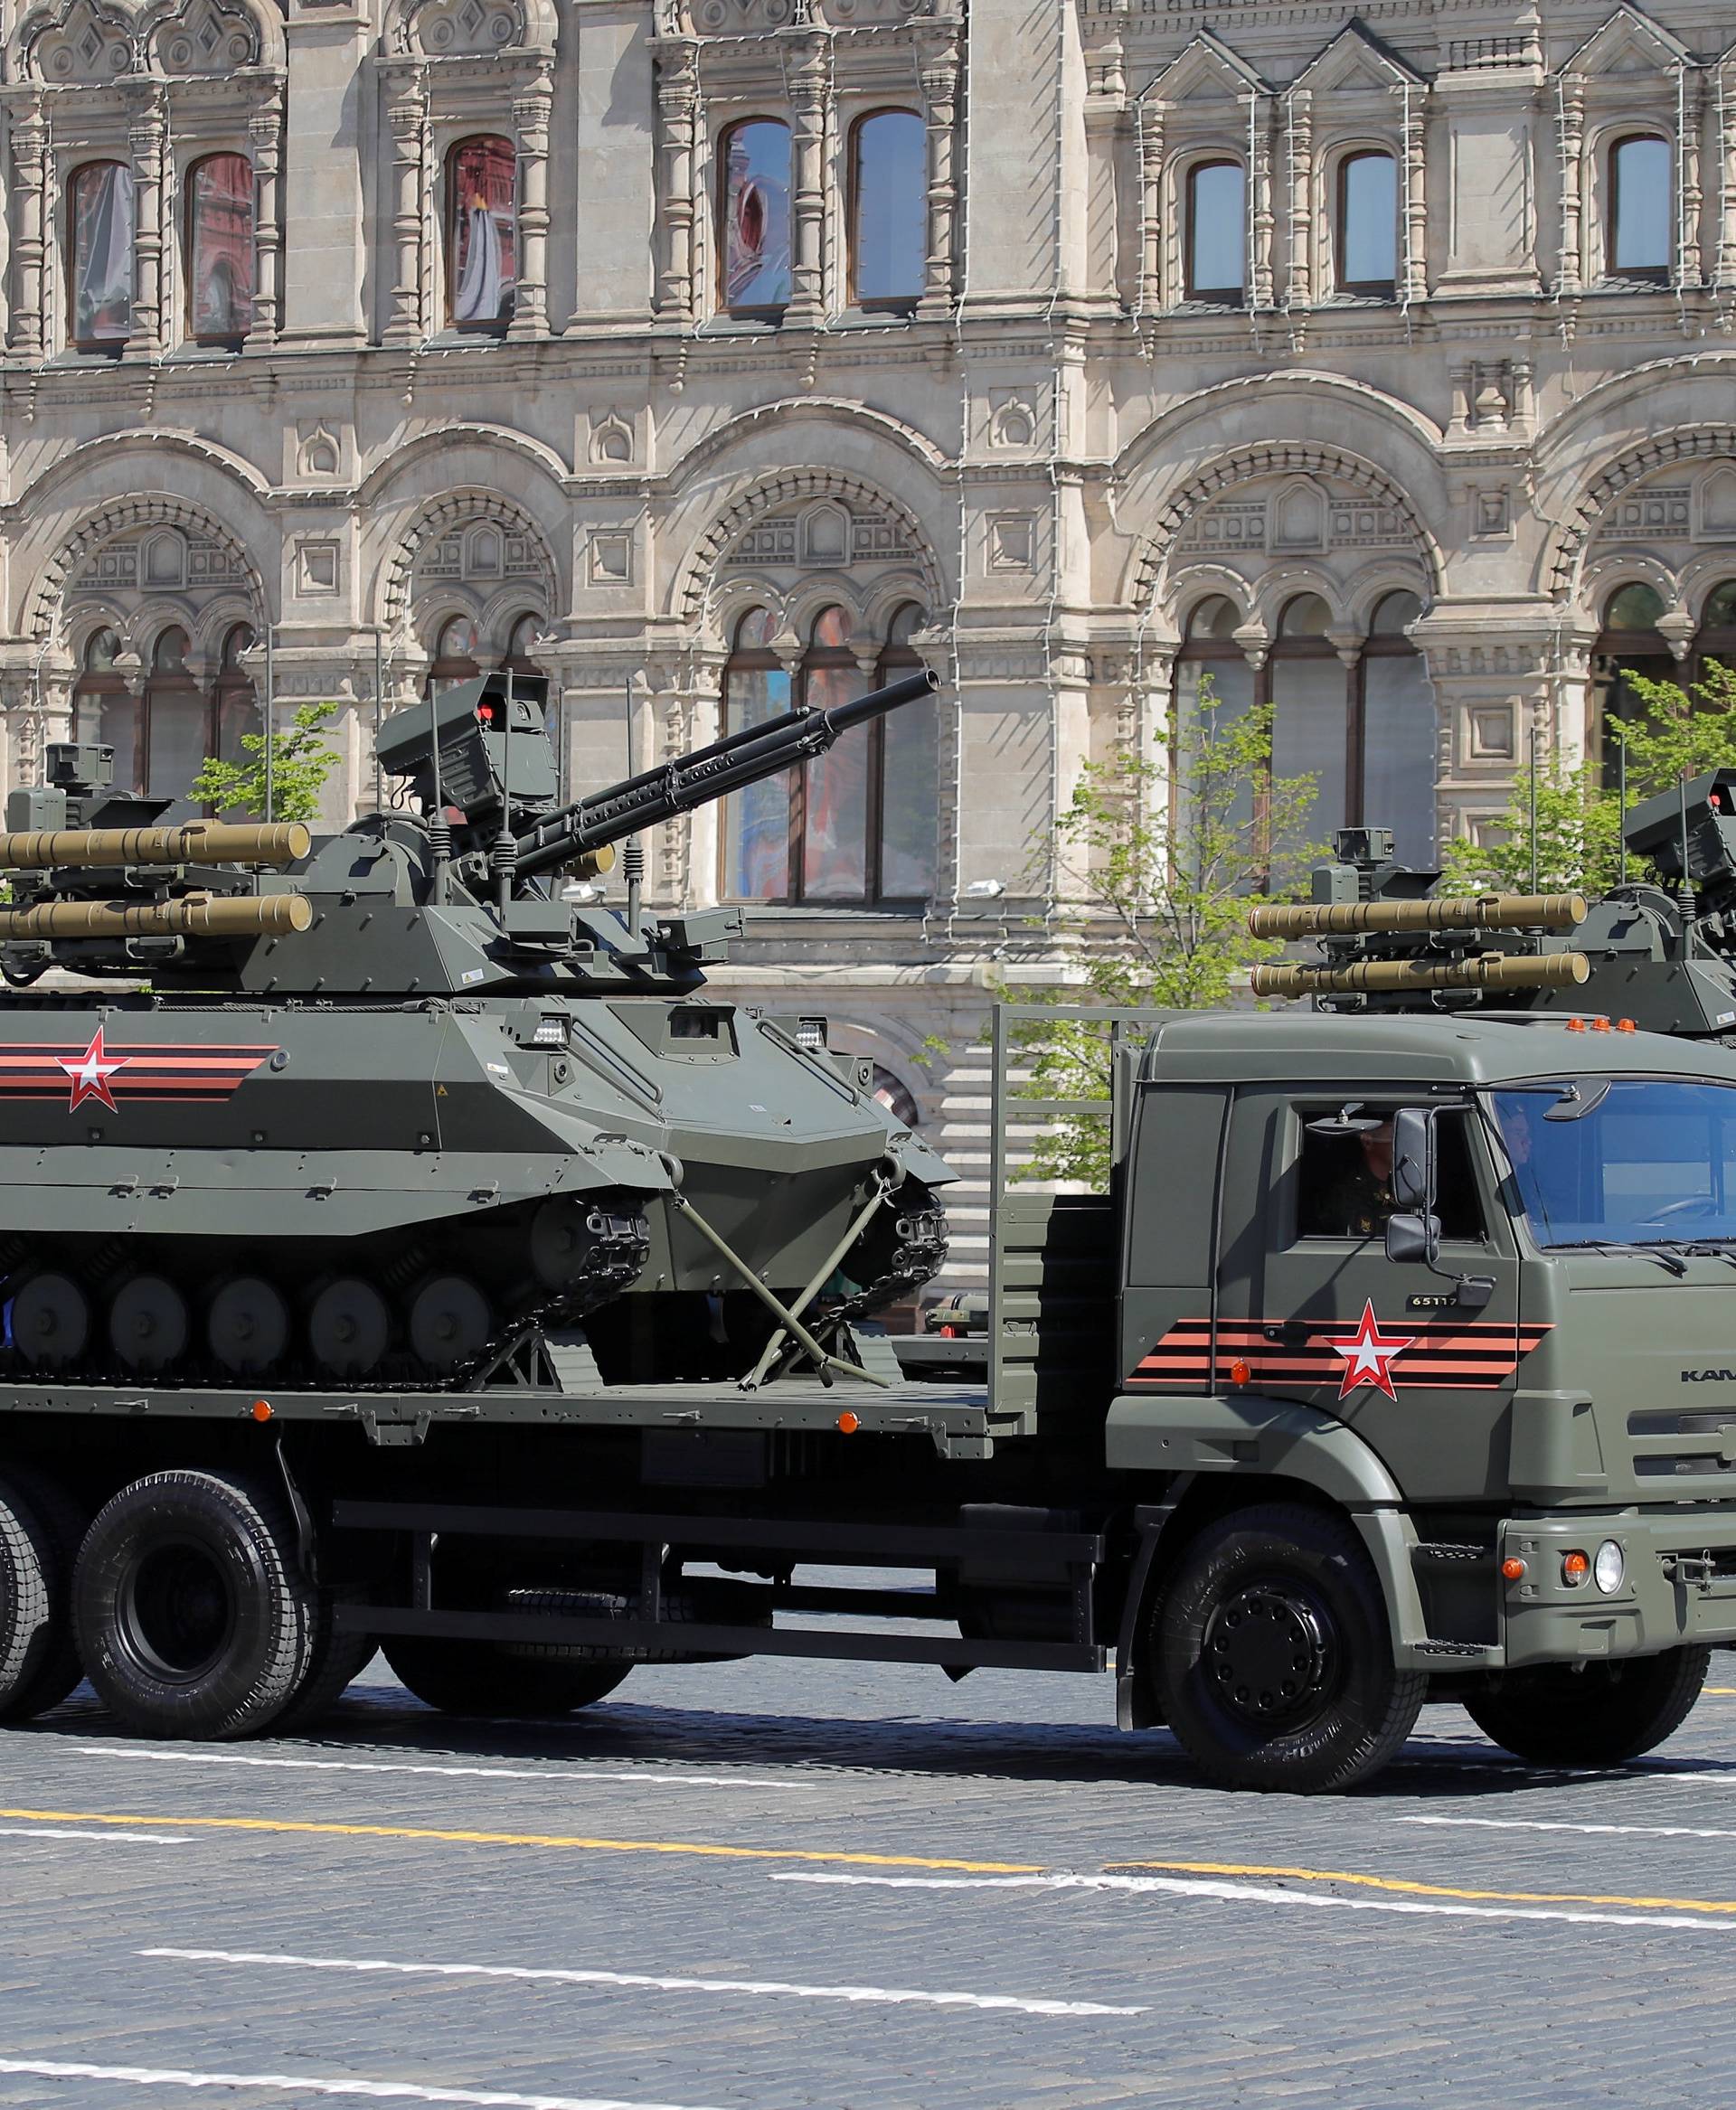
[72,1470,316,1739]
[1155,1502,1426,1794]
[273,1606,377,1735]
[382,1635,629,1718]
[0,1469,85,1720]
[1464,1646,1710,1766]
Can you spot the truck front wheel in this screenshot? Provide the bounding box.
[1464,1646,1710,1767]
[0,1468,85,1721]
[72,1470,316,1739]
[382,1636,629,1718]
[1155,1502,1426,1794]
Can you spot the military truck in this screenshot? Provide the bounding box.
[2,714,1736,1789]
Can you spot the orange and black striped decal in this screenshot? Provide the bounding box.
[1127,1316,1552,1392]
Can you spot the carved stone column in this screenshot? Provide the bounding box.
[1401,89,1428,302]
[125,80,167,355]
[1720,63,1736,288]
[653,40,699,320]
[918,33,960,319]
[382,66,427,346]
[1285,89,1312,309]
[787,33,826,325]
[245,88,284,349]
[1679,70,1705,288]
[1557,77,1584,295]
[10,95,47,356]
[1135,95,1164,314]
[1249,96,1274,309]
[510,61,552,337]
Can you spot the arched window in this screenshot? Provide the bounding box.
[448,136,516,329]
[69,161,134,349]
[1609,135,1671,281]
[1337,150,1398,296]
[430,615,482,692]
[1174,596,1256,846]
[142,626,206,798]
[1593,581,1670,784]
[212,623,260,775]
[1359,590,1433,866]
[186,153,254,344]
[851,110,925,311]
[72,626,138,789]
[1185,161,1245,305]
[721,608,794,900]
[1269,593,1347,839]
[1700,580,1736,677]
[501,614,543,674]
[720,119,792,316]
[720,605,932,904]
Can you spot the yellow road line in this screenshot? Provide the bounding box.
[1109,1858,1736,1916]
[0,1807,1041,1875]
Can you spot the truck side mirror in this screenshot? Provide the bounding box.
[1385,1210,1440,1267]
[1390,1107,1435,1212]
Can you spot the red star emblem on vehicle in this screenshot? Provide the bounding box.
[57,1024,129,1113]
[1323,1299,1415,1400]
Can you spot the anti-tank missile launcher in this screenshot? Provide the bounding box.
[1252,781,1736,1038]
[0,667,952,1394]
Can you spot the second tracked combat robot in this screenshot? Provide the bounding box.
[0,666,951,1392]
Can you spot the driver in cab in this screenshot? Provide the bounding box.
[1317,1118,1398,1239]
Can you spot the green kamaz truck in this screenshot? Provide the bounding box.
[1,702,1735,1793]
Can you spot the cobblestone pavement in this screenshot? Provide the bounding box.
[3,1610,1736,2110]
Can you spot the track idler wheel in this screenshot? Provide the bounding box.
[308,1277,391,1379]
[109,1276,190,1372]
[12,1273,90,1368]
[207,1277,290,1378]
[407,1275,492,1373]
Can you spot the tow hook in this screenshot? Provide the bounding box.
[1665,1552,1715,1591]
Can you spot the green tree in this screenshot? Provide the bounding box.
[1440,659,1736,896]
[189,700,344,824]
[1012,675,1322,1185]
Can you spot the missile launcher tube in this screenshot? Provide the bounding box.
[0,822,312,871]
[1250,950,1592,998]
[0,893,312,940]
[1248,891,1587,940]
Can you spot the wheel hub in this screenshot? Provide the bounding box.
[1203,1584,1334,1726]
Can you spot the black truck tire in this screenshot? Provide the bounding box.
[273,1609,377,1735]
[1155,1502,1427,1794]
[382,1634,630,1718]
[0,1467,86,1720]
[73,1469,316,1739]
[1464,1645,1710,1766]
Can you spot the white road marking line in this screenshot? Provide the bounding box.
[141,1945,1143,2019]
[0,1824,187,1845]
[1401,1814,1736,1841]
[71,1746,812,1792]
[769,1870,1736,1933]
[0,2058,720,2110]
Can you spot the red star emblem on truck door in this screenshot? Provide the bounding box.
[56,1025,129,1112]
[1324,1300,1415,1400]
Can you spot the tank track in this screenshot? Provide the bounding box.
[448,1203,651,1392]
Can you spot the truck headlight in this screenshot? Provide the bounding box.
[1593,1540,1626,1595]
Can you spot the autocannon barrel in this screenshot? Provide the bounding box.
[1250,950,1592,998]
[0,823,313,871]
[0,892,313,940]
[1247,891,1587,940]
[514,669,939,881]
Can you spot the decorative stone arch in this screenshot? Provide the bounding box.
[137,0,284,74]
[1543,428,1736,599]
[662,398,952,492]
[1128,442,1441,613]
[675,471,941,632]
[382,0,554,59]
[27,495,263,645]
[379,493,559,636]
[354,424,571,504]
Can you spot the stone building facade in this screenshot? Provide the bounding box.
[0,0,1734,1281]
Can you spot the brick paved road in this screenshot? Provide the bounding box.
[3,1610,1736,2110]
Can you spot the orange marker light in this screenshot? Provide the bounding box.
[1566,1017,1586,1032]
[1501,1556,1526,1581]
[1590,1015,1611,1032]
[1617,1018,1637,1031]
[836,1411,861,1436]
[1562,1550,1590,1584]
[1228,1356,1251,1386]
[250,1399,274,1423]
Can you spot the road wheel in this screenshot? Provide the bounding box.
[73,1470,316,1739]
[382,1634,629,1718]
[1155,1502,1426,1794]
[1464,1646,1710,1766]
[0,1467,85,1719]
[274,1602,377,1736]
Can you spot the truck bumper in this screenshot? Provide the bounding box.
[1501,1511,1736,1667]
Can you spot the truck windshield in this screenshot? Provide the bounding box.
[1489,1079,1736,1247]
